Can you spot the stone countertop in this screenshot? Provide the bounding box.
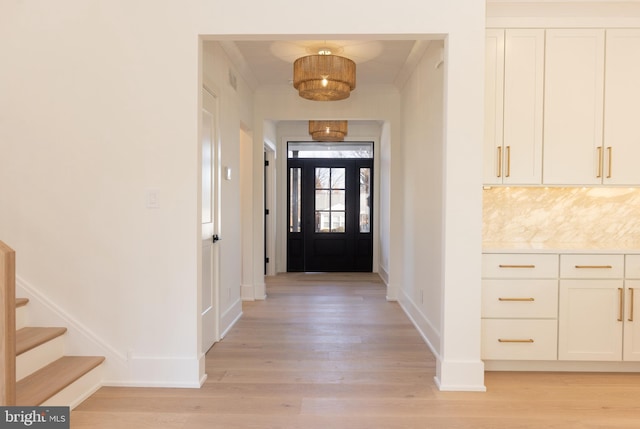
[483,242,640,254]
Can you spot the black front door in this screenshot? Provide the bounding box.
[288,157,373,272]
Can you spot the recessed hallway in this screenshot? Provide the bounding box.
[71,273,640,428]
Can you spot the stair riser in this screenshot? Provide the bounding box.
[41,365,103,409]
[16,305,28,330]
[17,336,65,381]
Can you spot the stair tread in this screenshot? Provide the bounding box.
[16,297,29,308]
[16,327,67,355]
[16,356,105,406]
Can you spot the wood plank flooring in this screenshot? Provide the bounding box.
[72,272,640,428]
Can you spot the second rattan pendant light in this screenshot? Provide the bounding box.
[309,120,348,141]
[293,50,356,101]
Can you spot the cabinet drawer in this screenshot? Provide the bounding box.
[482,279,558,318]
[560,254,624,278]
[626,255,640,279]
[482,319,558,360]
[482,254,558,278]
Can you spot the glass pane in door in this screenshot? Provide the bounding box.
[359,168,371,233]
[289,168,301,232]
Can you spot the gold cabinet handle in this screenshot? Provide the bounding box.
[618,288,624,322]
[505,145,511,178]
[629,288,635,322]
[498,297,535,302]
[607,146,613,178]
[499,264,535,269]
[574,265,612,269]
[497,146,502,178]
[498,339,534,343]
[596,146,603,178]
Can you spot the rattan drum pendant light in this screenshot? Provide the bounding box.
[293,51,356,101]
[309,120,348,141]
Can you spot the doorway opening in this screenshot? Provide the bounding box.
[287,141,373,272]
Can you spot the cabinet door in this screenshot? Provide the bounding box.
[543,29,605,185]
[558,279,623,361]
[603,30,640,185]
[483,29,544,185]
[624,280,640,361]
[484,29,505,185]
[502,29,544,185]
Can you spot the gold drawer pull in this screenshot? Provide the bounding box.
[499,264,535,269]
[498,297,535,302]
[575,265,612,269]
[629,288,635,322]
[498,339,534,343]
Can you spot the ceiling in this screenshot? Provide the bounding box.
[218,39,429,91]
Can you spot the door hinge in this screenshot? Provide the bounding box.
[265,160,269,167]
[265,257,270,263]
[265,209,270,215]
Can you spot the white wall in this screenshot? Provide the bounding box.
[1,0,485,389]
[398,41,446,361]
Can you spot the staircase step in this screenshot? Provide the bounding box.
[16,356,105,406]
[16,299,29,330]
[17,334,65,381]
[16,327,67,355]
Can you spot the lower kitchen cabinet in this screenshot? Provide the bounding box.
[481,253,559,361]
[556,254,640,362]
[624,255,640,361]
[624,279,640,361]
[558,279,624,361]
[483,252,640,366]
[482,319,557,360]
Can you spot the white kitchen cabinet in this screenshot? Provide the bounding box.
[602,30,640,185]
[543,29,605,185]
[624,256,640,361]
[558,254,625,361]
[484,29,504,185]
[484,29,544,185]
[481,253,558,360]
[558,279,624,361]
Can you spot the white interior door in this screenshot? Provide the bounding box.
[201,87,220,353]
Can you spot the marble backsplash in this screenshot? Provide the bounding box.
[483,187,640,249]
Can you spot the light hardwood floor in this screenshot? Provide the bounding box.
[72,273,640,428]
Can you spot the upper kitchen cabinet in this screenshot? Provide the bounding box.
[484,29,544,185]
[543,29,605,185]
[602,30,640,185]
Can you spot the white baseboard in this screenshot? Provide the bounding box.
[485,360,640,372]
[378,265,389,285]
[220,298,242,339]
[434,359,486,392]
[103,355,202,388]
[241,283,255,301]
[397,289,441,359]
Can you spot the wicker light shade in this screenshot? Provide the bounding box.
[293,55,356,101]
[309,120,348,141]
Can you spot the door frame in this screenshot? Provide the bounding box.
[279,142,379,273]
[200,86,221,354]
[276,134,380,275]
